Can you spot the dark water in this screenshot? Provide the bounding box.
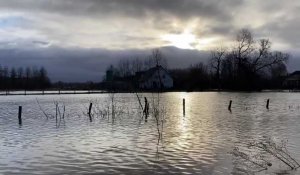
[1,92,300,175]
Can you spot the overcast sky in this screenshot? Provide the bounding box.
[0,0,300,82]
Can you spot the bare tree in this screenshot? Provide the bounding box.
[235,28,255,60]
[17,67,24,79]
[219,29,290,89]
[131,57,144,74]
[144,49,168,69]
[118,59,131,77]
[210,46,227,89]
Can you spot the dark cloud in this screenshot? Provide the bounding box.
[0,46,209,82]
[0,0,243,21]
[257,15,300,48]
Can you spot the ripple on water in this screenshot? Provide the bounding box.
[1,92,300,174]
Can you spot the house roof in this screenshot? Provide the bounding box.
[136,65,169,83]
[286,71,300,81]
[290,71,300,76]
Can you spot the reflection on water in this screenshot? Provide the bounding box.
[1,92,300,174]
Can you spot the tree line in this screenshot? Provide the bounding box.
[208,29,288,90]
[0,66,51,90]
[104,49,167,81]
[173,29,289,91]
[105,29,289,91]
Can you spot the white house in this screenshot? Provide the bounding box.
[137,65,173,89]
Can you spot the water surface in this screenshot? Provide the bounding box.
[1,92,300,174]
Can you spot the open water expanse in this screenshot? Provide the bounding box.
[1,92,300,175]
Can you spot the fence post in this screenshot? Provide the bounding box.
[266,99,270,109]
[88,103,93,122]
[144,97,149,120]
[183,98,185,115]
[228,100,232,111]
[18,106,22,125]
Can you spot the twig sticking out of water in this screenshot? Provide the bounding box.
[135,92,144,116]
[232,137,300,173]
[53,101,66,128]
[231,147,269,172]
[248,139,300,170]
[36,98,52,119]
[151,92,166,144]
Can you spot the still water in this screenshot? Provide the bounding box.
[1,92,300,175]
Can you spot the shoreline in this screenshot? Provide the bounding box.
[0,89,298,96]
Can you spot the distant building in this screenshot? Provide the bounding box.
[136,65,173,90]
[102,65,133,90]
[283,71,300,89]
[105,65,114,82]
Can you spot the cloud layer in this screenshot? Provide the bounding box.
[0,1,300,81]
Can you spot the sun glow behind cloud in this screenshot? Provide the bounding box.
[161,31,196,49]
[161,29,220,50]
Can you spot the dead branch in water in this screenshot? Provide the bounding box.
[248,138,300,170]
[36,98,52,119]
[232,137,300,173]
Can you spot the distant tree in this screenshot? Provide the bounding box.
[118,59,131,77]
[10,67,17,89]
[209,28,289,90]
[17,67,24,89]
[131,57,144,74]
[0,66,51,90]
[188,63,210,90]
[2,67,9,89]
[17,67,24,79]
[0,65,3,89]
[143,49,168,70]
[39,67,51,89]
[25,67,32,90]
[210,46,227,89]
[151,49,168,68]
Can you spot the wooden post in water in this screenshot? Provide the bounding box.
[18,106,22,125]
[55,103,58,123]
[183,98,185,115]
[144,97,149,120]
[88,103,93,122]
[228,100,232,111]
[266,99,270,109]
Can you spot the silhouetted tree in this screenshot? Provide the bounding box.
[0,66,51,90]
[210,46,227,89]
[39,67,51,89]
[188,63,210,90]
[10,68,17,89]
[25,67,31,90]
[209,28,289,90]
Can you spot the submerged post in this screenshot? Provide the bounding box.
[266,99,270,109]
[183,98,185,115]
[55,103,58,123]
[228,100,232,111]
[88,103,93,122]
[144,97,149,120]
[18,106,22,125]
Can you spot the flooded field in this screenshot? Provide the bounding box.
[1,92,300,175]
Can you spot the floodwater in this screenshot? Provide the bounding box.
[1,92,300,175]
